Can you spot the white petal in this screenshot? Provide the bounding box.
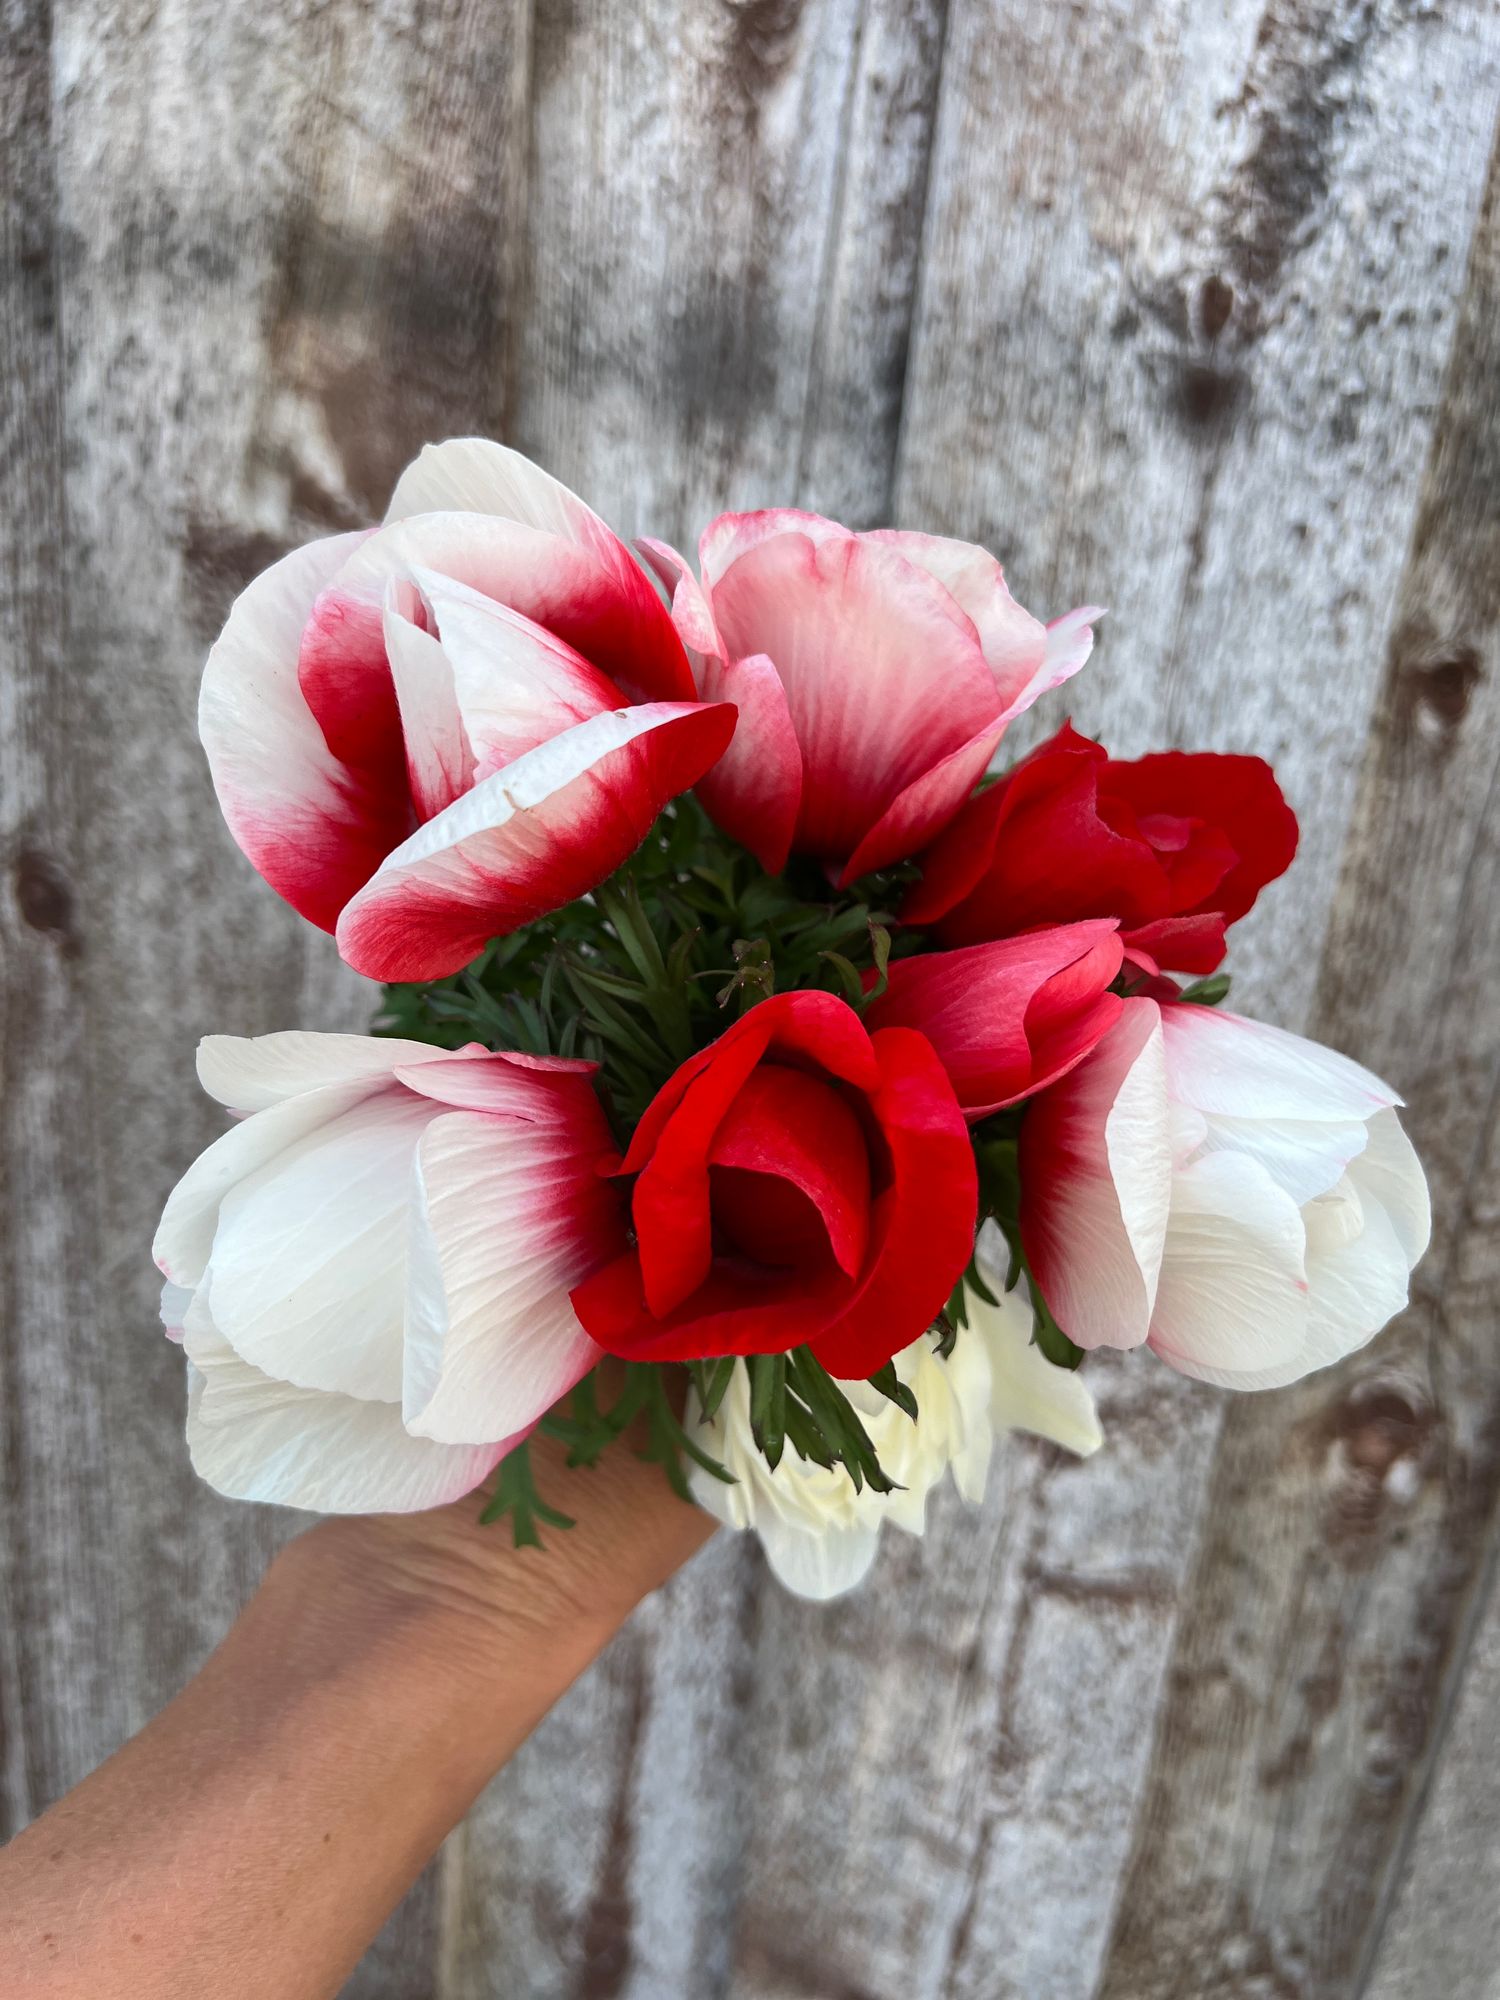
[153,1078,388,1288]
[412,565,617,774]
[203,1091,437,1401]
[1298,1182,1414,1378]
[383,594,472,820]
[751,1512,883,1601]
[1196,1111,1369,1206]
[1161,1006,1400,1123]
[196,1032,445,1114]
[401,1107,613,1445]
[1024,1000,1172,1350]
[160,1280,194,1341]
[973,1284,1104,1457]
[184,1319,507,1514]
[1353,1107,1431,1267]
[1148,1151,1310,1388]
[385,438,622,567]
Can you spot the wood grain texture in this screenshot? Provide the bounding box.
[1097,114,1500,2000]
[2,2,1499,1996]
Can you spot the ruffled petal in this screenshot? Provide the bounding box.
[195,1031,482,1114]
[335,700,737,981]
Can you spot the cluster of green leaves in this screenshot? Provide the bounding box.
[378,795,914,1139]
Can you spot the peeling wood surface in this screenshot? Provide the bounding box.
[3,3,1500,1997]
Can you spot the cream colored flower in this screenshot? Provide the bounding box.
[686,1279,1102,1599]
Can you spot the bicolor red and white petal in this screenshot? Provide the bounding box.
[1019,1000,1430,1389]
[153,1031,625,1512]
[640,518,1099,883]
[200,440,736,981]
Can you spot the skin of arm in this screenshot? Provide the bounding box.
[0,1425,714,2000]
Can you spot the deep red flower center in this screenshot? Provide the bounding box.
[705,1063,871,1278]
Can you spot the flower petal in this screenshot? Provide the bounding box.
[864,921,1123,1117]
[183,1318,508,1514]
[385,439,693,701]
[838,711,1008,884]
[864,529,1048,702]
[806,1027,978,1379]
[202,1090,437,1401]
[1160,1005,1400,1122]
[335,701,737,980]
[383,591,473,821]
[1146,1151,1311,1387]
[195,1031,475,1114]
[709,531,1000,863]
[153,1078,397,1287]
[697,508,852,588]
[401,1089,624,1446]
[411,566,621,775]
[1354,1107,1431,1266]
[199,530,410,932]
[970,1282,1104,1456]
[1020,998,1172,1350]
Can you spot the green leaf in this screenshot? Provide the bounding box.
[1028,1273,1085,1370]
[1180,971,1232,1006]
[867,1360,918,1420]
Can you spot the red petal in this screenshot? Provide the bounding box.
[1101,752,1298,923]
[1122,912,1229,975]
[807,1027,977,1379]
[709,1065,871,1277]
[625,992,878,1315]
[866,922,1124,1118]
[903,724,1164,942]
[335,702,736,981]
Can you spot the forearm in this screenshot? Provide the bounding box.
[0,1439,712,1999]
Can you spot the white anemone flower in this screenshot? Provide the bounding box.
[686,1278,1102,1600]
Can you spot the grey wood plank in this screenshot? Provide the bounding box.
[4,0,528,1990]
[1096,111,1500,2000]
[1,0,125,1840]
[1365,1562,1500,2000]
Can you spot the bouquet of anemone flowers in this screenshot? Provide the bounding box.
[153,439,1430,1601]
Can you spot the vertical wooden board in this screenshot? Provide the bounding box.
[1096,116,1500,2000]
[13,0,525,1988]
[505,0,868,543]
[1,0,126,1838]
[1364,1562,1500,2000]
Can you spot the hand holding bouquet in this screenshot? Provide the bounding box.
[156,441,1428,1598]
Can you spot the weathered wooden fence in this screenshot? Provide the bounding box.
[5,2,1500,1993]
